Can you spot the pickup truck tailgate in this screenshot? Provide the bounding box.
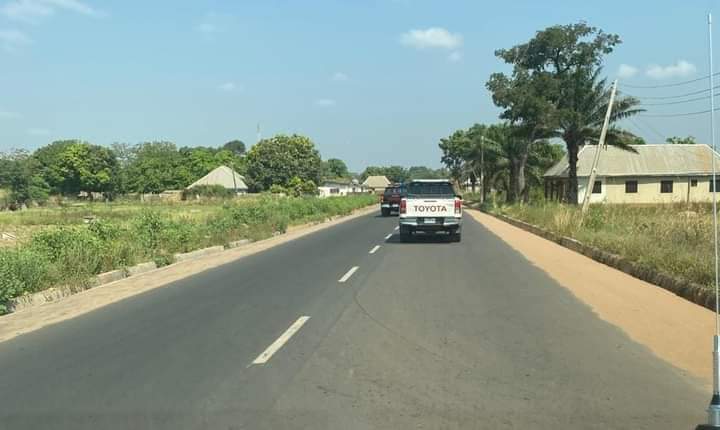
[404,199,456,217]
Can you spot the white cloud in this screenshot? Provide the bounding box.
[400,27,462,50]
[448,51,462,62]
[1,0,99,23]
[646,60,697,80]
[617,64,638,79]
[0,110,20,119]
[218,81,242,92]
[332,72,349,82]
[314,98,336,107]
[27,128,49,135]
[0,29,31,51]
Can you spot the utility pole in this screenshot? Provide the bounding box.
[480,135,485,204]
[580,79,618,217]
[699,12,720,430]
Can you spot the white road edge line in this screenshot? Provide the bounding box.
[369,245,381,254]
[338,266,359,283]
[384,233,392,240]
[252,316,310,365]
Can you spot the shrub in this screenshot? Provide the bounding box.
[0,248,53,313]
[182,185,235,200]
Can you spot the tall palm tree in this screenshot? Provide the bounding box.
[557,68,643,203]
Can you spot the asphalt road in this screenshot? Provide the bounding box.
[0,211,709,429]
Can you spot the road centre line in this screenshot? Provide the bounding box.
[394,226,399,231]
[338,266,359,283]
[385,233,393,240]
[252,316,310,365]
[369,245,381,254]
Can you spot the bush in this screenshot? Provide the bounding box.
[0,194,377,312]
[182,185,236,200]
[0,248,53,313]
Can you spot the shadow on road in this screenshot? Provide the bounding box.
[384,232,455,245]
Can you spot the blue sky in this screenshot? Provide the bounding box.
[0,0,718,171]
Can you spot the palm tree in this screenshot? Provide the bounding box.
[557,69,643,203]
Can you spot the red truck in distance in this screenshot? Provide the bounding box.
[380,184,406,217]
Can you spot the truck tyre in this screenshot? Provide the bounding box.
[453,232,462,243]
[399,226,412,242]
[381,208,390,217]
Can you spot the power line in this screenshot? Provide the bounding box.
[638,93,717,106]
[619,72,720,89]
[627,116,666,141]
[639,107,716,117]
[620,87,711,100]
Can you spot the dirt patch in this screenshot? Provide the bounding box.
[468,209,715,386]
[0,206,376,343]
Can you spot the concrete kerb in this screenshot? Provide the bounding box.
[479,209,716,312]
[173,246,225,263]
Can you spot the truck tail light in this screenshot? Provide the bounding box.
[400,198,407,214]
[454,198,462,215]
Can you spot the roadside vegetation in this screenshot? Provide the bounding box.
[0,194,375,313]
[488,202,714,291]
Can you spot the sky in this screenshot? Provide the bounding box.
[0,0,719,171]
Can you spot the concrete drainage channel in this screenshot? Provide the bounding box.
[477,208,716,312]
[8,239,252,313]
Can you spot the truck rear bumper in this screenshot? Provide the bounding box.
[399,217,461,232]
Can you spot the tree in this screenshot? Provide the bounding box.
[666,136,697,145]
[245,134,322,191]
[493,22,641,203]
[223,140,246,155]
[126,142,186,193]
[322,158,350,179]
[439,130,472,184]
[33,140,117,196]
[407,166,444,180]
[1,150,50,204]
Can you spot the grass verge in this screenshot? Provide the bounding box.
[0,194,375,313]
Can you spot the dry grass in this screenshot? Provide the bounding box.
[495,203,716,289]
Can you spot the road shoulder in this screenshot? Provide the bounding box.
[467,209,715,385]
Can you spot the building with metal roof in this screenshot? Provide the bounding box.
[544,144,720,204]
[187,165,248,193]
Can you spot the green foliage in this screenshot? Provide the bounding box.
[126,142,187,193]
[182,185,236,199]
[489,22,641,203]
[245,134,322,191]
[322,158,350,179]
[666,136,697,145]
[223,140,246,155]
[0,195,376,314]
[287,177,317,197]
[34,140,118,195]
[269,184,287,194]
[1,150,51,205]
[0,249,53,313]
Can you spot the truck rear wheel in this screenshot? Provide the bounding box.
[452,232,461,242]
[381,208,390,217]
[399,226,412,242]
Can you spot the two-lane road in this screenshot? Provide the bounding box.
[0,212,708,429]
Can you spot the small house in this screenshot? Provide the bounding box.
[544,144,720,204]
[318,178,365,198]
[361,175,391,194]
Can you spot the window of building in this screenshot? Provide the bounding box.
[625,181,638,193]
[660,180,673,193]
[711,179,720,192]
[592,180,602,194]
[691,179,698,187]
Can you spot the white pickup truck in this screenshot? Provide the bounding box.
[398,179,462,242]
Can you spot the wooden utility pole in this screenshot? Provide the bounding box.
[580,79,618,217]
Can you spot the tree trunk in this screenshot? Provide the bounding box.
[517,152,528,203]
[566,141,580,204]
[507,160,519,203]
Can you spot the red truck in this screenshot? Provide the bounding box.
[380,184,406,216]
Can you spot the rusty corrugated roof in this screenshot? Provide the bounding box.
[543,144,720,178]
